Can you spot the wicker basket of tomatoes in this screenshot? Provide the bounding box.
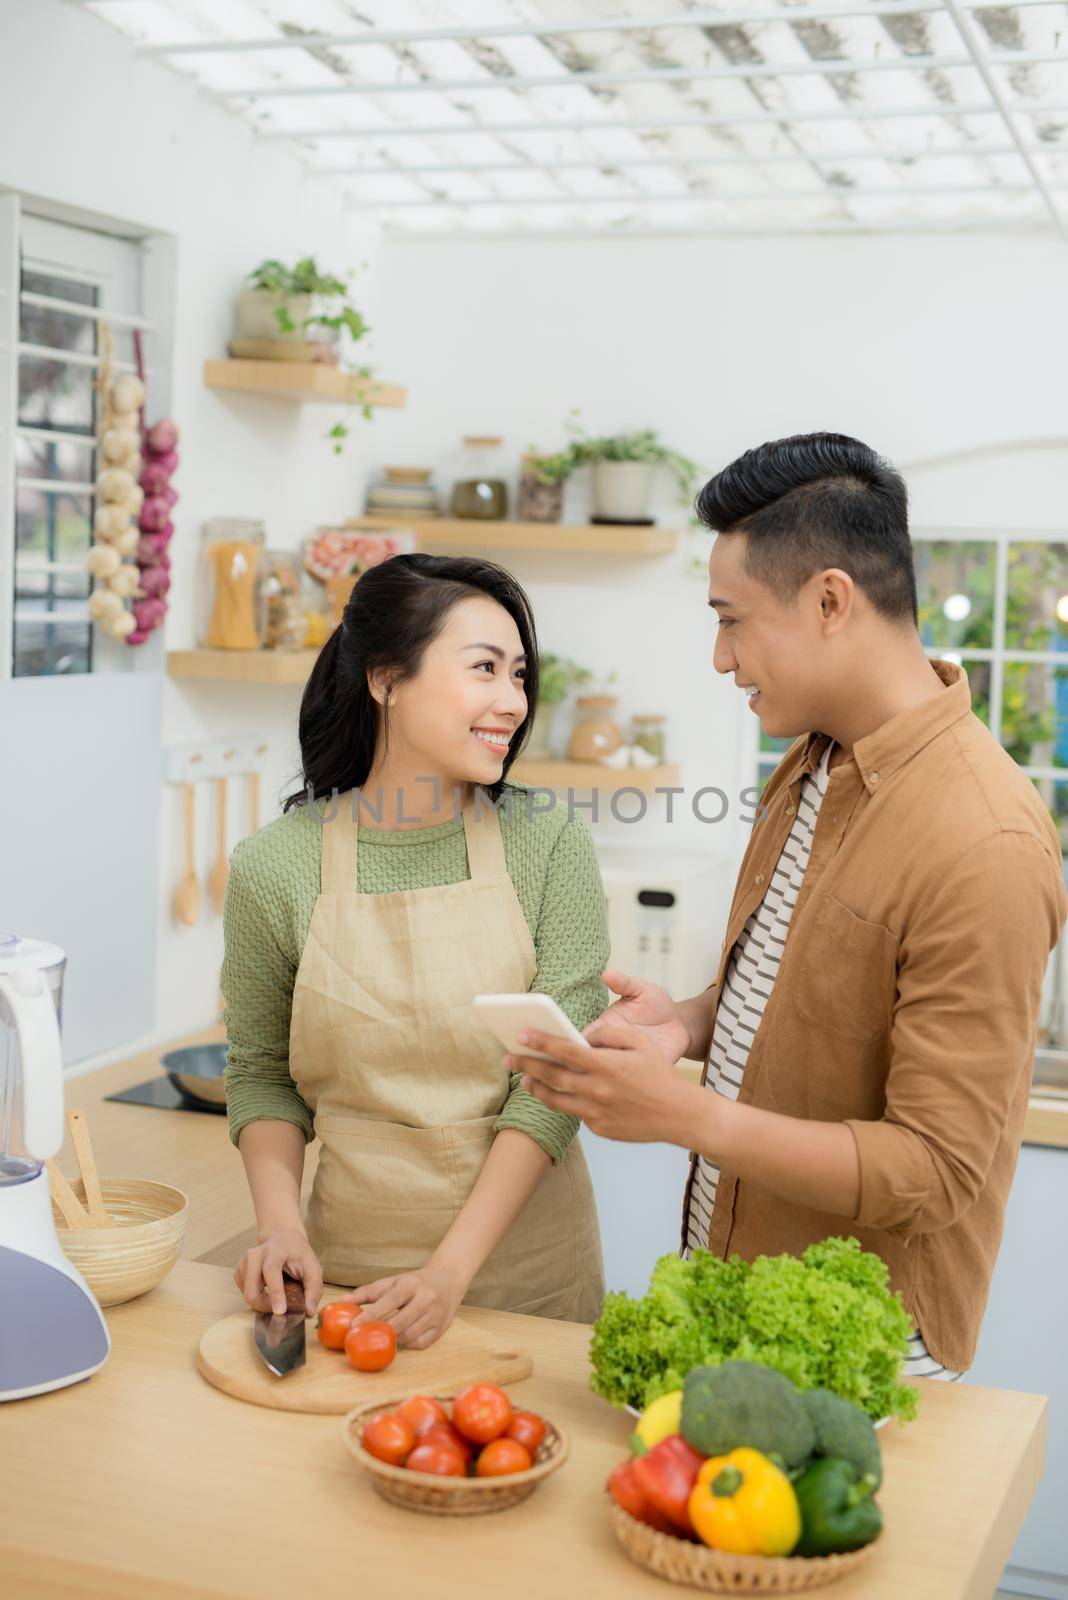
[342,1385,569,1515]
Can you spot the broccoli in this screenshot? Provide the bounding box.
[802,1389,883,1488]
[681,1360,816,1468]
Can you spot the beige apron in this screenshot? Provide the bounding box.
[288,793,605,1322]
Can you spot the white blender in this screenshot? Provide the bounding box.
[0,933,109,1400]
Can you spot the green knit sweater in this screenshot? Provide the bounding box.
[221,787,610,1164]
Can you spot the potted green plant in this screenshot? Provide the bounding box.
[235,257,370,361]
[517,448,576,524]
[525,653,593,759]
[566,426,699,523]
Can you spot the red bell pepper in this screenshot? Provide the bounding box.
[608,1459,676,1533]
[632,1435,705,1535]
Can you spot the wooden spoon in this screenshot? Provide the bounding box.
[173,781,200,926]
[209,776,229,916]
[45,1159,93,1231]
[248,768,261,836]
[66,1108,115,1228]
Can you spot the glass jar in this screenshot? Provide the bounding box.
[300,573,332,650]
[631,713,667,762]
[197,519,264,650]
[568,695,623,762]
[260,551,305,652]
[450,436,509,521]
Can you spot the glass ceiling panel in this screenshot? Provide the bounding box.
[83,0,1068,234]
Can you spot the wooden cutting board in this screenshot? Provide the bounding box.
[196,1298,534,1414]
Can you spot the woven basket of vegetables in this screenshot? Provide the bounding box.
[608,1498,877,1594]
[607,1361,885,1592]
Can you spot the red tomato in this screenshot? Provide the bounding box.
[505,1411,546,1457]
[362,1414,415,1467]
[395,1395,449,1437]
[421,1423,473,1468]
[316,1302,360,1351]
[345,1319,397,1372]
[406,1440,467,1477]
[475,1438,532,1478]
[452,1383,512,1445]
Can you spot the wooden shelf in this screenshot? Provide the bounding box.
[167,649,319,685]
[204,359,406,408]
[347,516,677,556]
[510,759,679,793]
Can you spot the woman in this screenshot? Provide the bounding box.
[223,553,607,1349]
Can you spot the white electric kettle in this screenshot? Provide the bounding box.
[0,934,109,1400]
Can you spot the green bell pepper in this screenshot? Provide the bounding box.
[793,1458,883,1557]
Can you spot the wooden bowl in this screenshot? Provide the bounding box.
[608,1500,877,1593]
[52,1178,188,1306]
[341,1397,569,1515]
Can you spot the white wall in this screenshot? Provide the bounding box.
[1,0,383,1054]
[5,0,1067,1061]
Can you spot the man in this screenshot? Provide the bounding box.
[511,431,1066,1379]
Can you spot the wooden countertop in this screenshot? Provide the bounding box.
[0,1259,1046,1600]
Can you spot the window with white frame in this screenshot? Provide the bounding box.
[1,207,147,678]
[755,529,1068,1059]
[756,529,1068,860]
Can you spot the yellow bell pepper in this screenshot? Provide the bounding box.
[630,1390,683,1455]
[687,1447,801,1557]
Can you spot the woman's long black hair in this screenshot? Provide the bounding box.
[284,552,539,812]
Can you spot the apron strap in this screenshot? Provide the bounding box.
[320,790,358,894]
[462,796,507,881]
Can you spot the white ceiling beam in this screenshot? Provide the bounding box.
[135,0,1068,56]
[308,146,1031,177]
[258,103,1068,140]
[220,51,1066,100]
[379,218,1068,238]
[942,0,1068,236]
[348,183,1046,210]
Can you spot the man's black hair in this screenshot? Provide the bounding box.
[696,432,917,624]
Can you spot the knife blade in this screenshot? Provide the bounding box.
[253,1307,307,1377]
[252,1275,308,1377]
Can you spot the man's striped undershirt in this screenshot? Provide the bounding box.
[684,742,962,1383]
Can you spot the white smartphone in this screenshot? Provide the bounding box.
[473,992,592,1062]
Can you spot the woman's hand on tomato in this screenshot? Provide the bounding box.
[234,1228,323,1316]
[316,1300,360,1350]
[347,1264,464,1349]
[345,1319,397,1372]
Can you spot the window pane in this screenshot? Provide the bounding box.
[915,541,996,650]
[15,435,95,485]
[15,561,90,602]
[16,486,92,561]
[17,355,95,431]
[12,612,92,678]
[1007,542,1068,652]
[1002,663,1068,768]
[22,270,96,307]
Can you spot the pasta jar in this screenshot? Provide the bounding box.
[197,519,265,650]
[568,695,623,762]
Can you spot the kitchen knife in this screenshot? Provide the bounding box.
[252,1275,307,1377]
